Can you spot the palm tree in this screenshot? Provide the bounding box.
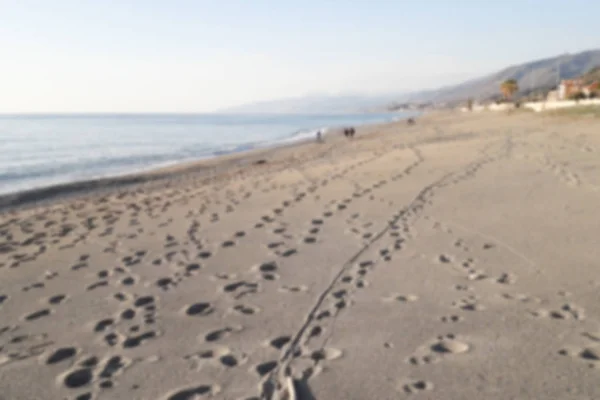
[500,79,519,101]
[467,98,474,111]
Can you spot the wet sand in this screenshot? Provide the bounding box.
[2,111,600,399]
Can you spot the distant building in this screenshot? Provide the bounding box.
[583,82,599,97]
[546,90,559,102]
[558,79,599,99]
[558,79,581,99]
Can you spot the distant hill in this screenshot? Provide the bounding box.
[399,49,600,104]
[580,66,600,84]
[220,93,405,114]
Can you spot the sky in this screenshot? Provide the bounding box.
[1,0,599,113]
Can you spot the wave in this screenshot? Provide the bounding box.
[203,126,329,158]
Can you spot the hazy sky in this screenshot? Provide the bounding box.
[1,0,599,112]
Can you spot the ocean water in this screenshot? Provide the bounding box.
[0,112,413,195]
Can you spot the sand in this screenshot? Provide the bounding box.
[2,111,600,400]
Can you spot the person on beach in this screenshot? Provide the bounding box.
[316,130,323,142]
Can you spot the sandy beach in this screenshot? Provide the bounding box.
[2,110,600,400]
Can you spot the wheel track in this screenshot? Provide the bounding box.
[258,137,511,400]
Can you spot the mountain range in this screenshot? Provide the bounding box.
[399,49,600,104]
[222,49,600,113]
[220,94,404,114]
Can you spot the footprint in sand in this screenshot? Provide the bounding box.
[400,379,434,394]
[496,273,516,285]
[454,284,472,292]
[267,241,284,249]
[45,347,78,365]
[280,248,297,257]
[156,277,176,290]
[94,318,115,333]
[185,346,246,370]
[267,336,292,350]
[203,326,242,342]
[221,240,236,248]
[121,276,136,286]
[355,279,368,288]
[185,263,201,274]
[87,280,109,291]
[211,273,237,281]
[453,297,485,311]
[122,331,158,349]
[279,285,308,294]
[103,332,122,347]
[438,254,453,264]
[579,347,600,362]
[164,384,220,400]
[61,368,94,389]
[186,346,230,361]
[531,303,585,320]
[383,294,419,303]
[184,302,214,317]
[254,360,278,377]
[467,271,488,281]
[23,308,52,321]
[257,262,277,273]
[232,304,260,315]
[223,281,259,299]
[583,332,600,342]
[79,355,100,368]
[431,338,470,354]
[407,334,470,366]
[558,343,600,367]
[97,355,129,379]
[47,294,67,305]
[120,309,136,320]
[309,347,343,362]
[440,315,463,323]
[134,296,155,308]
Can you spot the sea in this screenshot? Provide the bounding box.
[0,112,414,195]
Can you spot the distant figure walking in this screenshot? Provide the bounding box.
[343,127,355,138]
[316,130,323,143]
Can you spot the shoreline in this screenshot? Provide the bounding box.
[0,118,406,212]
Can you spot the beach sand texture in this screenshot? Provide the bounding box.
[2,111,600,399]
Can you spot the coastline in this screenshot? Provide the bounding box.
[0,112,411,204]
[0,118,407,211]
